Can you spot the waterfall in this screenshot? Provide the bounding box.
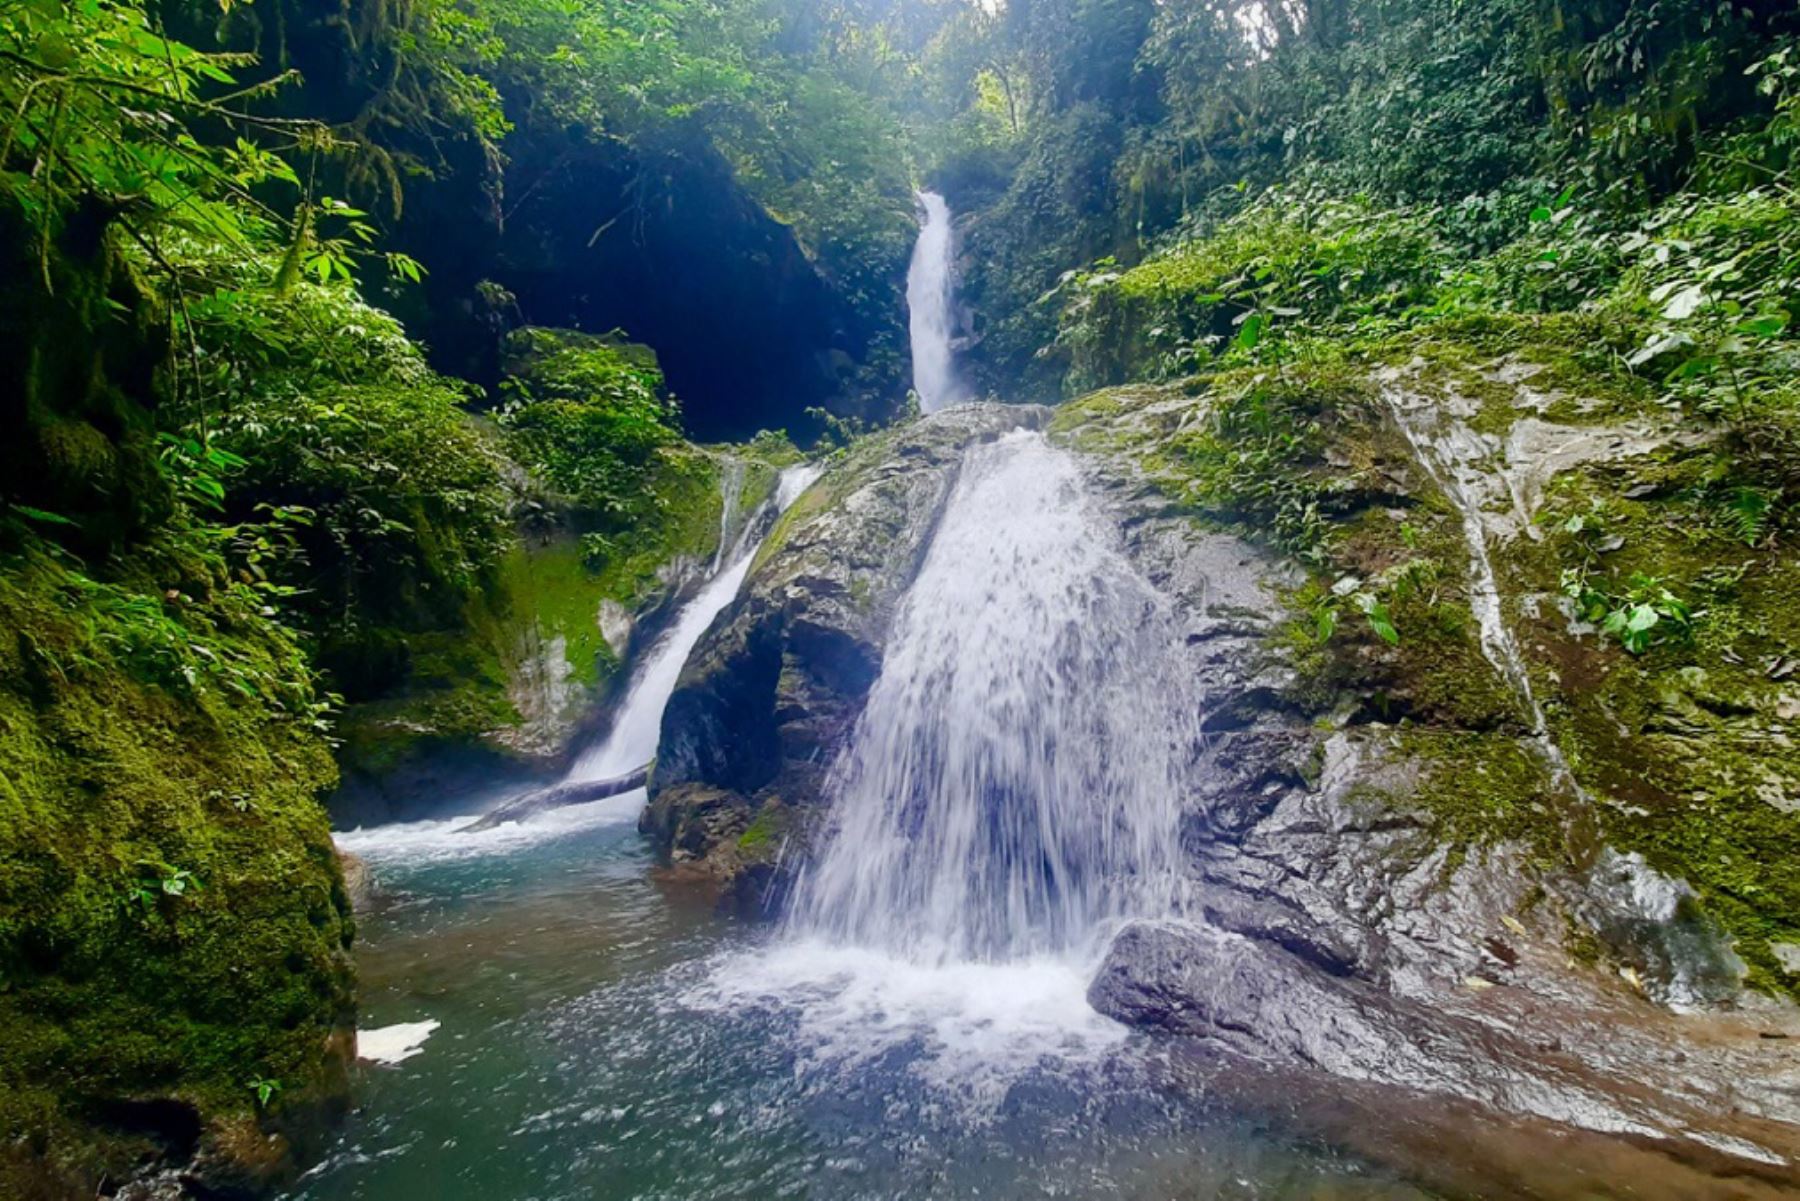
[906,191,969,413]
[783,431,1195,965]
[339,462,822,862]
[571,462,823,784]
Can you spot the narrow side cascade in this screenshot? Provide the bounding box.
[783,431,1196,965]
[343,461,824,857]
[711,456,747,572]
[572,461,823,784]
[906,190,969,413]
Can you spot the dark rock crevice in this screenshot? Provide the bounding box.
[384,125,898,442]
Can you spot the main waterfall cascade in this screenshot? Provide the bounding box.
[702,431,1202,1078]
[906,190,970,413]
[787,431,1197,962]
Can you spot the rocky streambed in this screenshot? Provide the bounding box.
[647,383,1800,1182]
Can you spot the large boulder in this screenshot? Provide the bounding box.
[644,404,1049,907]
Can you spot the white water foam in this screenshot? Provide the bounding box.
[690,942,1125,1110]
[358,1019,441,1065]
[334,792,645,866]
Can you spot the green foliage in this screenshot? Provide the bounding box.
[1057,191,1449,389]
[1562,566,1695,655]
[170,266,512,655]
[498,330,681,517]
[214,380,511,628]
[125,860,202,912]
[946,0,1800,396]
[248,1076,283,1109]
[1601,184,1800,421]
[1166,369,1369,566]
[0,524,352,1183]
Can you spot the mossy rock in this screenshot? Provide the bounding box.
[0,550,353,1196]
[1056,345,1800,1002]
[331,432,797,788]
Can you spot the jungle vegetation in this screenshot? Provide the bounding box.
[2,0,1799,1192]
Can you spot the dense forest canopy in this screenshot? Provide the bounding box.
[5,0,1800,1193]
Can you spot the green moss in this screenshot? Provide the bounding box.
[1369,312,1659,421]
[1393,729,1566,863]
[736,805,786,851]
[752,456,840,573]
[335,434,796,774]
[0,541,352,1189]
[581,444,728,610]
[1476,425,1800,997]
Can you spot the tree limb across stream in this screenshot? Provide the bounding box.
[458,765,652,833]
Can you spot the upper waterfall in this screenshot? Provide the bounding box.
[782,431,1195,964]
[906,190,969,413]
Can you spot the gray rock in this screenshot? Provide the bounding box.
[1089,919,1798,1163]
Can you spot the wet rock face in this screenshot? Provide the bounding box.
[652,380,1800,1171]
[644,404,1049,901]
[1088,919,1800,1170]
[1063,374,1800,1174]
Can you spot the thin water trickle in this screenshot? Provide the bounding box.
[1382,390,1581,793]
[711,456,746,572]
[906,190,969,412]
[1383,391,1746,1006]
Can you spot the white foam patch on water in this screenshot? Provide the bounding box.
[688,940,1125,1110]
[334,791,645,866]
[359,1019,440,1065]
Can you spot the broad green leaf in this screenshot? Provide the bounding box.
[1662,284,1707,320]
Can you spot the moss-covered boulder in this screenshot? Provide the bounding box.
[0,546,354,1198]
[330,329,797,818]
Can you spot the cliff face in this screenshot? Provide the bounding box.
[651,372,1800,1172]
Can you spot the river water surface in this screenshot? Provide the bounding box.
[299,799,1448,1201]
